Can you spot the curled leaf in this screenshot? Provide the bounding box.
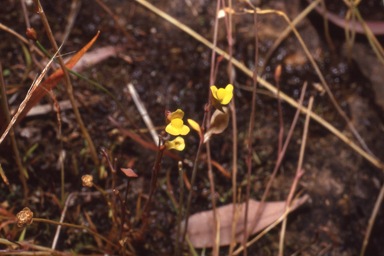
[204,107,230,143]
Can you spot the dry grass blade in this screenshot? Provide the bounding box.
[360,182,384,256]
[133,0,383,170]
[127,83,159,145]
[0,45,62,145]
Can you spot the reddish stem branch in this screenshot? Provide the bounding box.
[242,11,259,256]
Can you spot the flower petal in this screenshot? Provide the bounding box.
[166,123,180,136]
[180,125,190,135]
[225,84,234,92]
[171,109,184,120]
[171,118,184,129]
[165,140,175,150]
[217,88,226,101]
[221,92,233,104]
[211,86,218,98]
[173,137,185,151]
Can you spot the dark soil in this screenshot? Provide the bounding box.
[1,0,384,255]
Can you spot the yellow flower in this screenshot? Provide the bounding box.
[211,84,233,105]
[165,136,185,151]
[165,109,190,136]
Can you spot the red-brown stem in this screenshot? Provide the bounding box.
[100,149,119,237]
[219,1,238,254]
[279,96,313,256]
[182,106,208,245]
[114,189,126,240]
[175,161,185,256]
[140,135,164,240]
[247,82,308,236]
[206,0,222,254]
[243,11,259,255]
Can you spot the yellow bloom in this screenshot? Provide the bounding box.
[165,109,190,136]
[166,118,190,136]
[165,136,185,151]
[211,84,233,105]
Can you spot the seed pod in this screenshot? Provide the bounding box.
[16,207,33,227]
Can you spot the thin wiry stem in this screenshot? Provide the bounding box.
[219,0,239,254]
[205,0,221,254]
[32,0,100,171]
[247,82,308,237]
[175,161,185,256]
[0,59,28,200]
[242,10,258,256]
[278,96,313,256]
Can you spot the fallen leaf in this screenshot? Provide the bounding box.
[184,194,309,248]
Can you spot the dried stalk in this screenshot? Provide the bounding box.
[242,10,258,256]
[32,0,100,170]
[0,59,28,199]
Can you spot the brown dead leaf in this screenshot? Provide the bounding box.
[185,194,309,248]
